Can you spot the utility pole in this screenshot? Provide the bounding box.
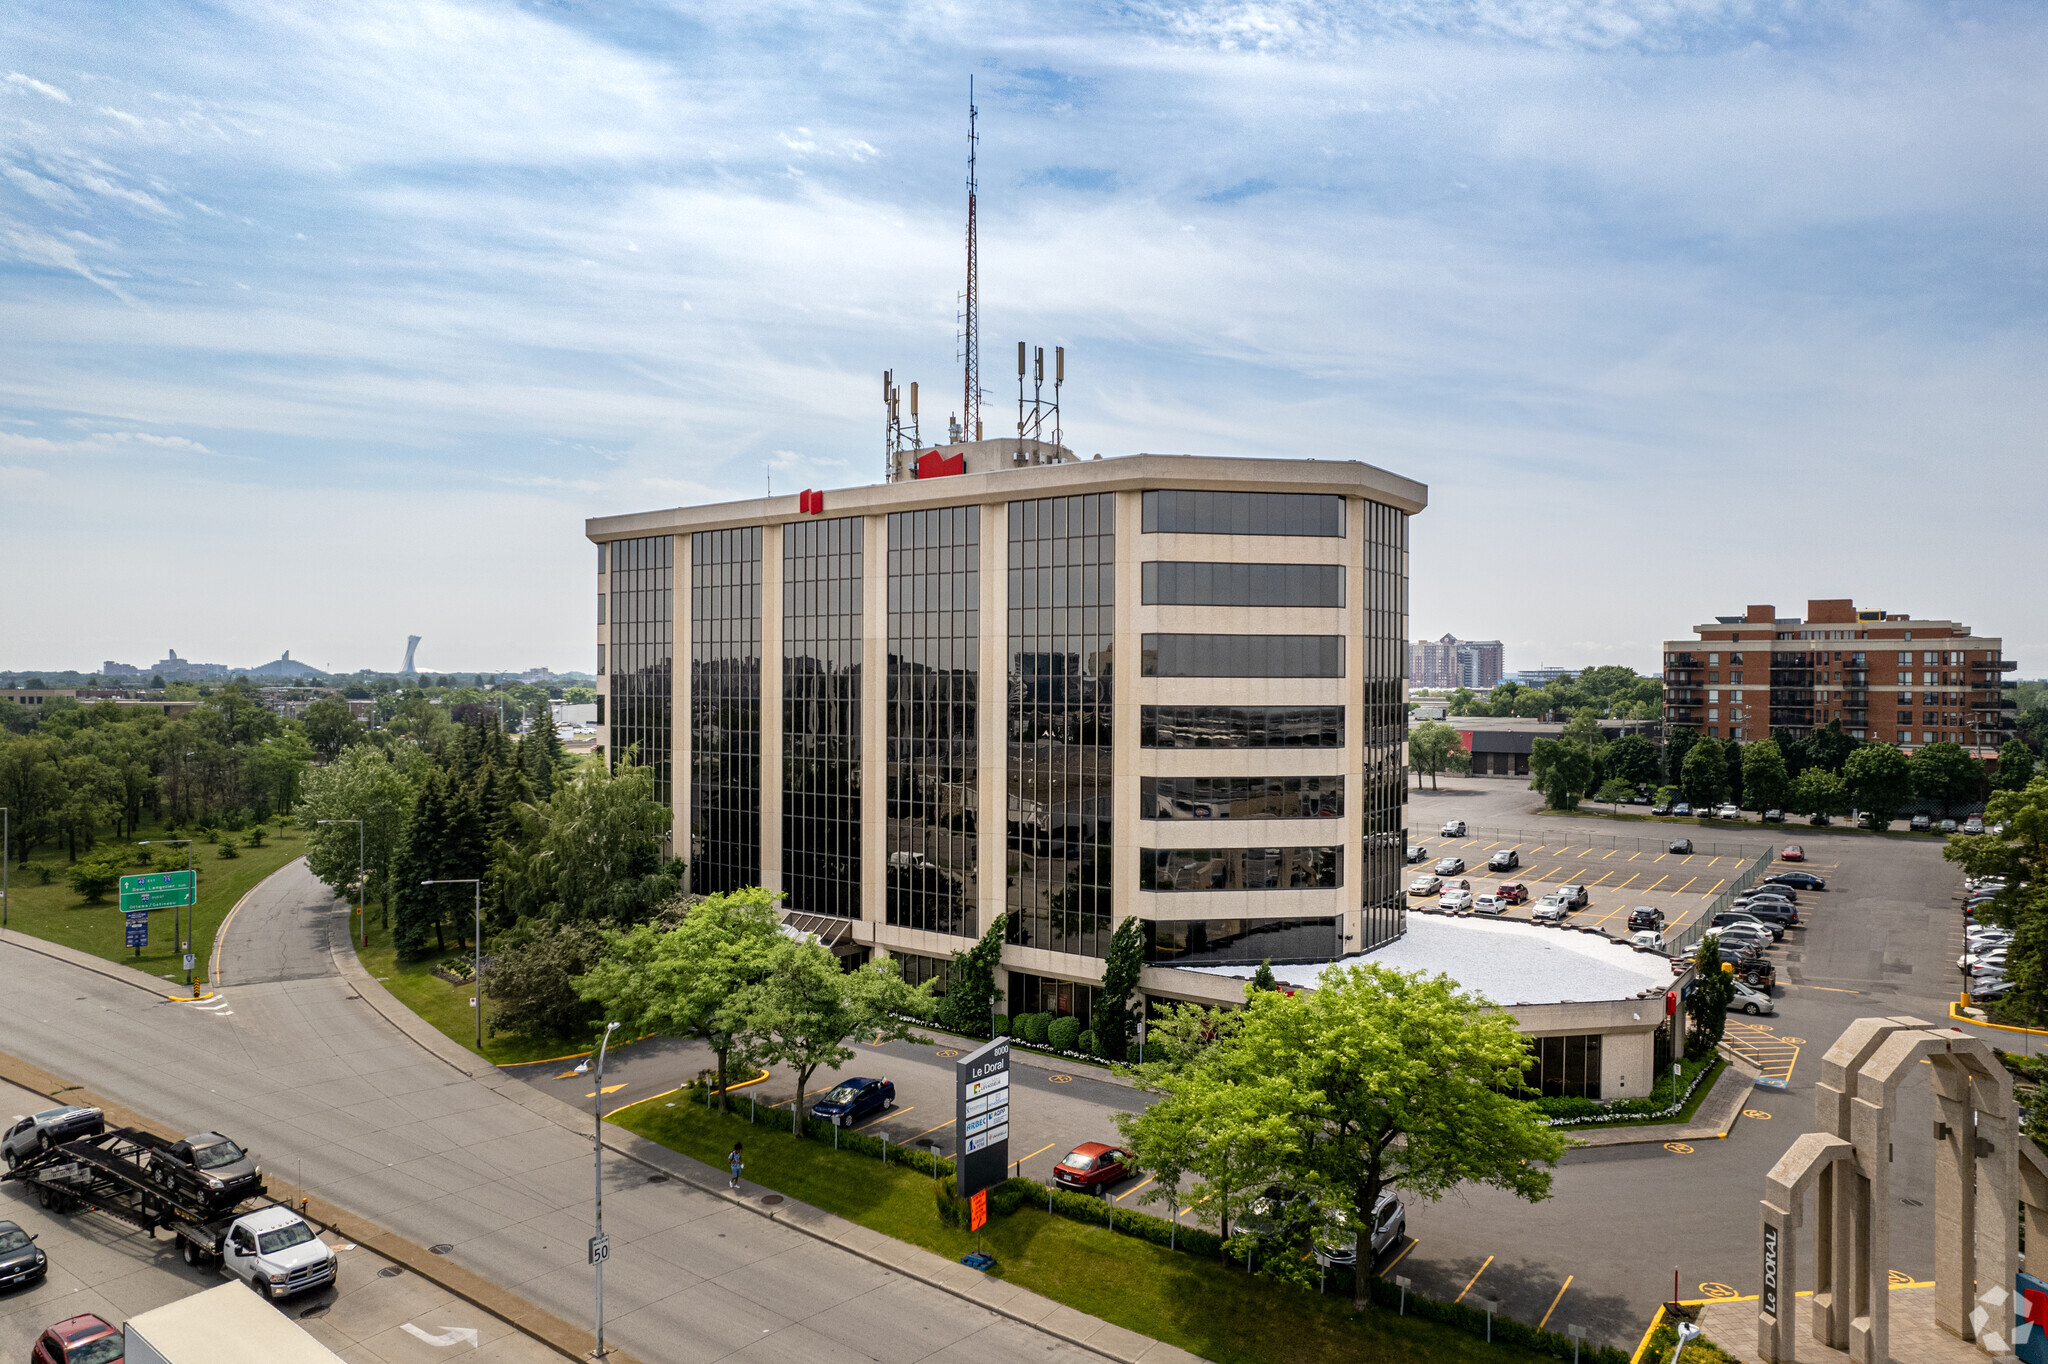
[318,819,366,947]
[420,878,483,1049]
[576,1021,622,1358]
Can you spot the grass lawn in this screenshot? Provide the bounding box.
[1547,1055,1726,1133]
[3,816,307,987]
[613,1096,1564,1364]
[352,919,593,1067]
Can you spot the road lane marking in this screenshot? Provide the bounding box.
[1115,1175,1156,1203]
[1538,1275,1574,1331]
[583,1084,628,1097]
[1455,1255,1494,1303]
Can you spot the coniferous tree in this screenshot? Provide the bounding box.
[520,706,566,797]
[392,771,449,957]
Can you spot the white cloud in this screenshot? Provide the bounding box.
[5,71,71,103]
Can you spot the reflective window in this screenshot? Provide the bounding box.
[1007,494,1114,958]
[607,535,673,807]
[1526,1034,1603,1100]
[1141,634,1344,678]
[888,506,980,938]
[784,516,863,920]
[1358,498,1408,952]
[691,527,761,895]
[1139,846,1342,891]
[1140,775,1344,820]
[1142,490,1345,537]
[1141,916,1339,965]
[1140,705,1344,749]
[1007,971,1100,1029]
[1142,561,1344,607]
[892,951,953,996]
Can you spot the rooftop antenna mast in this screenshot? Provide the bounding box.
[1014,342,1063,464]
[958,77,983,444]
[883,369,921,480]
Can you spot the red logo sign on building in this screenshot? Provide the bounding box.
[913,449,965,480]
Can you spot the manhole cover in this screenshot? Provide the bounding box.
[1902,1197,1924,1207]
[761,1195,784,1206]
[299,1305,330,1319]
[378,1267,403,1279]
[646,1174,669,1184]
[429,1244,453,1255]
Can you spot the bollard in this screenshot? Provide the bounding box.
[1395,1274,1410,1315]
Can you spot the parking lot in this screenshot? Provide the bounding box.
[0,1078,560,1364]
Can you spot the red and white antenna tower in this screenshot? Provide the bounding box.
[960,77,982,443]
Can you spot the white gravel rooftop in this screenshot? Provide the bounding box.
[1180,912,1672,1006]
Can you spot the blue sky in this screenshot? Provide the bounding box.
[3,0,2043,675]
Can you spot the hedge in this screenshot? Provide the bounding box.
[1048,1016,1083,1052]
[683,1080,957,1180]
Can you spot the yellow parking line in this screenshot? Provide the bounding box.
[1483,842,1501,851]
[1530,845,1547,854]
[909,1116,956,1139]
[1383,1238,1418,1273]
[1115,1175,1156,1203]
[1646,875,1669,891]
[1455,1255,1495,1303]
[1628,851,1642,861]
[1677,876,1698,894]
[1538,1275,1574,1331]
[1618,873,1641,889]
[1602,849,1618,860]
[1703,879,1726,897]
[1018,1142,1058,1164]
[854,1106,911,1130]
[1589,871,1614,886]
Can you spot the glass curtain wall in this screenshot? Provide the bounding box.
[887,506,980,937]
[1360,499,1408,951]
[607,535,674,806]
[784,516,863,919]
[1007,494,1114,958]
[690,527,761,895]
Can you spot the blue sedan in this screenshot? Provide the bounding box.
[811,1077,896,1127]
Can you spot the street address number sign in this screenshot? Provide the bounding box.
[954,1036,1011,1199]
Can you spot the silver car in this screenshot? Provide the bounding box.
[1,1105,104,1169]
[1313,1189,1406,1268]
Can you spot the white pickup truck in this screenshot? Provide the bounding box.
[124,1280,345,1364]
[184,1205,339,1300]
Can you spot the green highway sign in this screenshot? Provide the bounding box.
[119,871,195,913]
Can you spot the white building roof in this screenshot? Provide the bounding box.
[1181,912,1672,1007]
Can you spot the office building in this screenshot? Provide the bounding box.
[589,444,1425,1022]
[1663,600,2015,754]
[1409,634,1504,691]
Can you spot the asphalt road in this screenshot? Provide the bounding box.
[0,862,1118,1364]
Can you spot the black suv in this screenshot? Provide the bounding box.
[1627,907,1665,932]
[1487,849,1520,872]
[153,1132,260,1214]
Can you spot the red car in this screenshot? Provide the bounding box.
[1497,882,1529,905]
[1781,845,1805,862]
[34,1315,123,1364]
[1053,1142,1131,1194]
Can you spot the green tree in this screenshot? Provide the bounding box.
[65,855,122,903]
[1529,737,1595,810]
[1250,959,1278,992]
[1945,778,2048,1022]
[495,751,677,926]
[1664,728,1700,785]
[1801,720,1858,774]
[743,940,932,1134]
[1844,744,1914,827]
[1679,738,1726,809]
[300,745,416,928]
[939,914,1007,1037]
[1095,916,1146,1060]
[1604,733,1660,789]
[1722,738,1745,809]
[519,703,569,798]
[1595,778,1635,812]
[481,921,606,1041]
[300,698,363,761]
[1119,1069,1295,1247]
[1406,722,1467,791]
[390,771,453,956]
[1445,687,1477,715]
[1742,739,1790,813]
[575,887,782,1112]
[1687,934,1735,1057]
[1790,767,1848,819]
[1995,740,2039,794]
[1560,710,1604,751]
[1912,741,1985,817]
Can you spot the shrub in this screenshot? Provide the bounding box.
[990,1012,1010,1037]
[481,921,607,1040]
[246,827,266,848]
[1022,1013,1050,1045]
[1077,1029,1099,1057]
[1047,1016,1082,1052]
[1528,1095,1601,1120]
[66,858,123,903]
[216,839,240,859]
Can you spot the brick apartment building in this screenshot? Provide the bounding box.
[1663,600,2016,755]
[1410,634,1504,691]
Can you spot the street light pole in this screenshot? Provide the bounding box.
[139,839,195,991]
[576,1021,622,1359]
[318,819,366,947]
[419,878,483,1049]
[2,807,9,932]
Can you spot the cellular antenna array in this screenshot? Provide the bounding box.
[1015,342,1063,461]
[883,369,921,476]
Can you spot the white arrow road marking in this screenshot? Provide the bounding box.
[400,1324,479,1348]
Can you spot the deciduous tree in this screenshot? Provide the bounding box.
[1741,739,1791,813]
[1407,722,1466,791]
[1679,738,1726,809]
[1844,744,1914,827]
[743,942,932,1134]
[1529,738,1594,810]
[1912,741,1985,817]
[1994,740,2039,794]
[1790,767,1848,819]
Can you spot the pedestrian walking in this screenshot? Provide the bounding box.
[728,1142,744,1191]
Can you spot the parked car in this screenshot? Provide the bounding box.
[1627,906,1665,932]
[1780,845,1805,862]
[31,1315,122,1364]
[1711,910,1781,942]
[810,1077,896,1127]
[1052,1143,1130,1194]
[1714,804,1741,820]
[1407,875,1442,897]
[1731,980,1776,1016]
[1763,871,1826,891]
[1406,844,1427,864]
[1473,894,1506,916]
[1240,1183,1308,1235]
[1673,802,1693,817]
[1441,820,1467,837]
[1740,900,1799,930]
[1558,884,1589,909]
[1737,884,1798,903]
[1939,819,1959,834]
[1434,857,1467,875]
[0,1220,47,1290]
[1809,813,1832,826]
[1972,977,2016,1001]
[1312,1189,1406,1268]
[1651,801,1674,816]
[1487,849,1520,872]
[1532,895,1570,923]
[1762,809,1785,823]
[1441,888,1474,911]
[150,1131,262,1214]
[1497,882,1530,905]
[1910,814,1933,832]
[1964,816,1987,835]
[1669,838,1693,854]
[1629,929,1667,951]
[1964,954,2009,979]
[1,1104,104,1169]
